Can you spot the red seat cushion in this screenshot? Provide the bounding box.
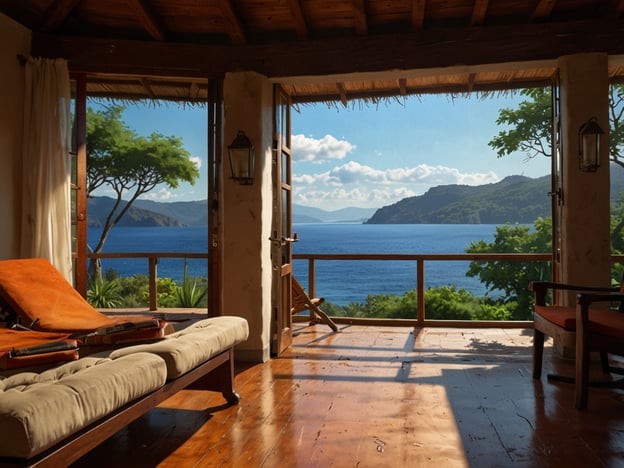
[535,305,624,339]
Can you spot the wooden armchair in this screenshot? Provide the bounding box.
[530,281,624,409]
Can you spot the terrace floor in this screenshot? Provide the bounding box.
[72,323,624,467]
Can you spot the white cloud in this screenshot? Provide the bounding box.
[293,161,501,210]
[190,156,202,169]
[292,134,355,163]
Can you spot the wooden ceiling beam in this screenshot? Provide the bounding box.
[40,0,83,32]
[531,0,557,21]
[216,0,247,44]
[285,0,309,40]
[33,18,624,79]
[412,0,426,31]
[471,0,490,26]
[127,0,167,41]
[352,0,368,35]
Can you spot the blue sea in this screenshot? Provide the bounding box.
[88,224,502,305]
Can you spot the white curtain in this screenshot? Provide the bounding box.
[21,58,72,282]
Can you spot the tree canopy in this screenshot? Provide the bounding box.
[86,105,200,269]
[465,218,552,320]
[489,85,624,168]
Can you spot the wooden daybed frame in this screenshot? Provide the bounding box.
[0,348,239,468]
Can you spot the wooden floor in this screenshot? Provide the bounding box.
[72,324,624,467]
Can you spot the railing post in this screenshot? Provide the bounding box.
[308,259,316,299]
[417,259,425,325]
[148,256,158,311]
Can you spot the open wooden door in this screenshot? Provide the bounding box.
[551,77,563,286]
[207,78,223,317]
[271,86,294,355]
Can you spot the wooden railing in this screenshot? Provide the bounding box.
[87,251,551,319]
[293,252,553,327]
[87,251,624,325]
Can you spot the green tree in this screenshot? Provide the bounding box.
[489,87,552,161]
[489,85,624,165]
[487,86,624,314]
[465,217,552,320]
[86,105,200,276]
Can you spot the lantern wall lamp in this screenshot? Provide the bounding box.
[228,130,255,185]
[578,117,605,172]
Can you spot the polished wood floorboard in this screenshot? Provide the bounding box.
[72,325,624,467]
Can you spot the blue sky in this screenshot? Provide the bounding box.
[93,93,551,211]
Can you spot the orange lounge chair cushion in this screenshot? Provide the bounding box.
[535,305,624,339]
[0,329,79,369]
[0,258,169,335]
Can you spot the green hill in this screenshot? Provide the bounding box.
[366,171,624,224]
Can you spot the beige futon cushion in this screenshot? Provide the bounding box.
[0,352,167,459]
[109,316,249,378]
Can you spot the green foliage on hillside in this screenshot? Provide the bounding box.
[366,170,624,225]
[366,175,552,224]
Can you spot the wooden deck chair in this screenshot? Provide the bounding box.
[530,280,624,409]
[291,277,339,332]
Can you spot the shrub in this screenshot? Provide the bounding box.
[87,277,122,308]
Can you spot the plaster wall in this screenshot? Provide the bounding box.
[222,72,274,362]
[558,53,611,302]
[0,14,29,259]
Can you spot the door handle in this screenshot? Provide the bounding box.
[269,232,298,244]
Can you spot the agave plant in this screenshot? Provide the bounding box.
[87,277,122,308]
[174,261,207,308]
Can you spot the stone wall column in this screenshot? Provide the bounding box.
[558,53,610,299]
[222,71,274,362]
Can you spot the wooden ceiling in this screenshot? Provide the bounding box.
[2,0,624,104]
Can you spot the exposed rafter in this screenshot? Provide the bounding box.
[336,83,348,106]
[286,0,309,40]
[190,82,200,99]
[466,72,476,92]
[35,18,621,80]
[352,0,368,35]
[40,0,82,32]
[216,0,246,44]
[471,0,490,26]
[531,0,557,21]
[615,0,624,16]
[139,77,157,99]
[127,0,167,41]
[411,0,426,31]
[398,78,407,95]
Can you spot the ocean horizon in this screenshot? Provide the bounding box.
[88,223,508,305]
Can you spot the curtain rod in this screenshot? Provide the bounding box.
[16,54,27,66]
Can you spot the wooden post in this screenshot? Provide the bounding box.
[149,256,158,311]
